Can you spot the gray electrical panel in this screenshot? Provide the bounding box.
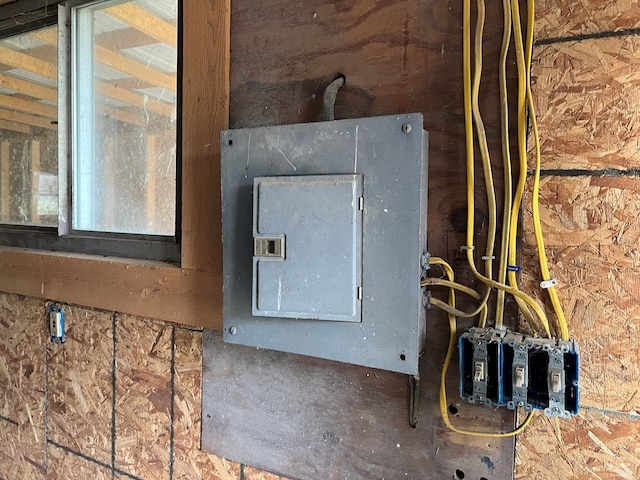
[221,113,428,375]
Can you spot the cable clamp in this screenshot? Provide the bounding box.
[507,265,522,273]
[460,245,475,251]
[540,279,557,289]
[481,255,495,260]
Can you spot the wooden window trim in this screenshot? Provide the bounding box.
[0,0,230,330]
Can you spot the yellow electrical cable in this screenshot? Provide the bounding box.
[524,0,570,341]
[495,0,513,327]
[463,0,475,248]
[435,248,536,436]
[507,0,545,334]
[471,0,498,283]
[463,0,548,336]
[422,278,485,301]
[431,297,488,320]
[425,257,488,327]
[465,249,551,336]
[429,257,455,280]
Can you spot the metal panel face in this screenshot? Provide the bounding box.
[253,175,363,322]
[221,113,428,375]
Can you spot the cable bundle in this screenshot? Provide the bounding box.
[425,0,573,437]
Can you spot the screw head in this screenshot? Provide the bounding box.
[229,326,237,335]
[401,123,412,134]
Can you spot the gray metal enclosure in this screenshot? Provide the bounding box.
[220,113,429,375]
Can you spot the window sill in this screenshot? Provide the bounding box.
[0,246,222,328]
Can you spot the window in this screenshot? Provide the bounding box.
[0,0,180,261]
[72,0,178,236]
[0,25,58,227]
[0,0,228,328]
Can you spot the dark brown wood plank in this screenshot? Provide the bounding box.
[203,331,514,480]
[228,0,513,282]
[206,0,517,478]
[181,0,230,272]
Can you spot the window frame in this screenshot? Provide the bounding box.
[0,0,229,329]
[0,0,182,263]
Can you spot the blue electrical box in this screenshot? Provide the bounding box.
[459,327,579,418]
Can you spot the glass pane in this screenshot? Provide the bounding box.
[0,26,58,226]
[73,0,177,236]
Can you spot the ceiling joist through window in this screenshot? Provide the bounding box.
[0,1,178,132]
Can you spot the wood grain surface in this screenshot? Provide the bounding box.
[201,0,520,478]
[202,330,514,480]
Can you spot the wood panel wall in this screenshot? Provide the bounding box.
[516,0,640,478]
[1,0,639,479]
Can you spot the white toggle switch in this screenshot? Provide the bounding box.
[474,361,485,382]
[514,366,526,388]
[550,372,562,393]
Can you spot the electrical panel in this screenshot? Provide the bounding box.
[220,114,429,375]
[459,327,579,418]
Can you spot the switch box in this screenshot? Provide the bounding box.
[459,327,579,418]
[220,114,429,375]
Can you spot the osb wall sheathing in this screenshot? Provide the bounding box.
[0,294,46,479]
[0,292,285,480]
[516,0,640,478]
[531,36,640,171]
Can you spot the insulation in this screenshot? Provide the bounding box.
[47,306,113,464]
[531,36,640,171]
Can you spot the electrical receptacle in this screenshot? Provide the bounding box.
[49,304,65,344]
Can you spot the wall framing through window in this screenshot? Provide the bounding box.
[0,0,182,262]
[0,0,230,329]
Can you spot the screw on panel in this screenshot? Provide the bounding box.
[229,326,237,335]
[421,252,431,270]
[401,123,412,134]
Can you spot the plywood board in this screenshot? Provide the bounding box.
[0,293,46,478]
[516,409,640,480]
[243,466,287,480]
[47,306,113,464]
[47,443,112,480]
[114,315,172,480]
[202,330,515,480]
[0,420,45,480]
[173,327,241,480]
[531,36,640,171]
[211,0,518,477]
[521,176,640,413]
[535,0,640,40]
